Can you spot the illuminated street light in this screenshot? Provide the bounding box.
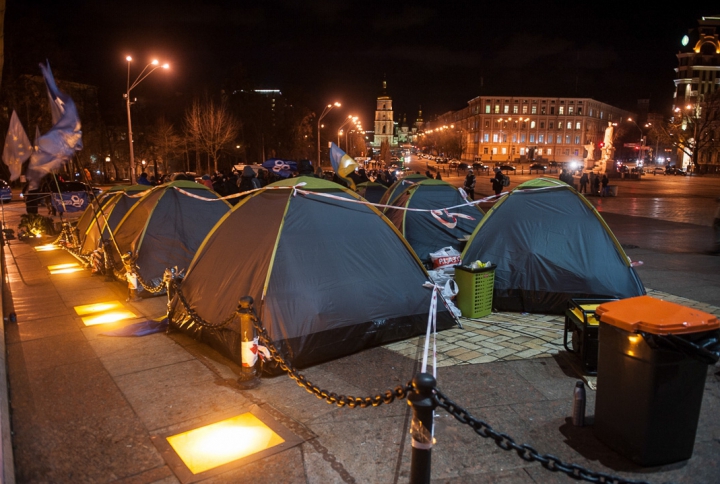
[317,102,341,172]
[337,115,357,145]
[125,56,169,184]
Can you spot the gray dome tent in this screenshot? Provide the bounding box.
[110,181,231,290]
[461,178,645,314]
[169,176,456,371]
[384,178,484,265]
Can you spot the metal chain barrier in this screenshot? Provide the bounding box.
[172,280,238,329]
[433,388,650,484]
[250,314,411,408]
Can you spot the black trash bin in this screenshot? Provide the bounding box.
[593,295,720,466]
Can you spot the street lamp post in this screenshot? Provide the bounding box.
[627,118,645,164]
[317,102,341,172]
[337,115,357,146]
[125,56,169,184]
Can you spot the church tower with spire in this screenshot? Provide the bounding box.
[373,78,395,147]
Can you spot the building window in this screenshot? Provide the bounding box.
[575,121,581,129]
[574,149,579,156]
[559,106,565,115]
[501,147,507,155]
[532,106,538,114]
[549,121,554,129]
[512,133,517,143]
[484,120,490,128]
[529,134,535,143]
[521,133,526,143]
[589,108,593,117]
[502,133,508,143]
[522,105,528,114]
[558,122,563,130]
[578,107,583,115]
[574,135,580,144]
[485,104,491,114]
[540,107,546,115]
[567,121,572,129]
[493,133,499,143]
[600,111,604,119]
[531,121,536,129]
[540,121,545,128]
[565,134,571,144]
[557,135,562,143]
[513,105,518,114]
[503,105,510,114]
[550,107,555,115]
[539,134,544,143]
[568,106,574,114]
[484,133,489,142]
[547,148,552,155]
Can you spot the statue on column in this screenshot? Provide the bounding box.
[583,141,595,170]
[596,122,615,174]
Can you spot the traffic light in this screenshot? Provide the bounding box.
[599,141,605,148]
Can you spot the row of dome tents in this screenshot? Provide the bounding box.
[71,175,645,371]
[72,177,457,371]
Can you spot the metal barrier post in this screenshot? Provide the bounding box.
[237,296,260,389]
[102,239,115,282]
[408,373,437,484]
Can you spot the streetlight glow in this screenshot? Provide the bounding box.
[317,101,342,171]
[124,55,170,184]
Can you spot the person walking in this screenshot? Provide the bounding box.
[601,174,609,197]
[592,173,600,195]
[463,169,476,200]
[579,172,589,193]
[491,168,504,196]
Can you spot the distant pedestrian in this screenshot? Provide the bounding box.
[712,197,720,255]
[491,168,504,196]
[200,174,213,189]
[601,174,609,197]
[592,173,600,195]
[464,169,476,200]
[579,172,589,193]
[435,171,442,180]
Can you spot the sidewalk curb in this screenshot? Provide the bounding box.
[0,237,16,484]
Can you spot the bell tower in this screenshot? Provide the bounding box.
[373,78,394,147]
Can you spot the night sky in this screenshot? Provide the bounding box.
[5,1,719,127]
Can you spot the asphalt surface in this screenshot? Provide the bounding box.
[1,178,719,484]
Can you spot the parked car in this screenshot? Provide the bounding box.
[529,163,547,173]
[497,164,516,172]
[665,166,687,176]
[651,166,666,174]
[448,160,460,168]
[472,162,489,172]
[0,179,12,202]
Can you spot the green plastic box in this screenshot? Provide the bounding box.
[454,264,495,318]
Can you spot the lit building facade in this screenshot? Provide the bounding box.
[433,96,632,165]
[673,15,720,172]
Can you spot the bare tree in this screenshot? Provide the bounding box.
[147,116,183,177]
[184,96,240,173]
[660,90,720,173]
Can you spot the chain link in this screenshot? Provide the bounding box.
[249,314,411,408]
[434,388,650,484]
[172,280,238,329]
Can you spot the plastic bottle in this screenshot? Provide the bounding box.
[572,381,586,427]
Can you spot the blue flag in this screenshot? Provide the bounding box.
[51,191,88,214]
[329,143,359,190]
[26,61,83,190]
[2,110,32,181]
[262,158,297,178]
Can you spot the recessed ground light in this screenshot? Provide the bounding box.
[74,301,124,316]
[81,310,137,326]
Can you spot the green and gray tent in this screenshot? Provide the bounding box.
[110,181,231,289]
[461,178,645,314]
[356,181,388,204]
[169,176,456,371]
[385,179,485,264]
[77,185,150,254]
[378,173,428,207]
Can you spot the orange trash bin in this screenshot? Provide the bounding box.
[593,295,719,466]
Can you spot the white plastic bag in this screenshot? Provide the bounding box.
[429,246,461,270]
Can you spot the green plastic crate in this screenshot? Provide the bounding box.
[454,264,495,318]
